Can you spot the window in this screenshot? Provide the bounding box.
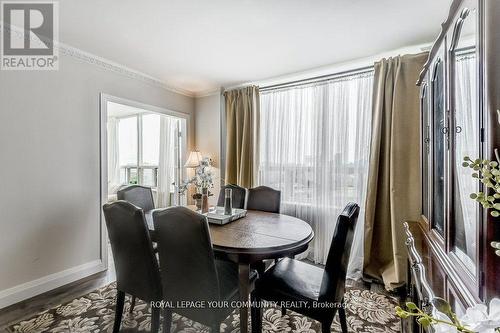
[118,113,162,188]
[258,70,374,276]
[106,98,188,209]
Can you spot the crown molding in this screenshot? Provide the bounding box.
[57,43,196,97]
[193,88,222,98]
[0,23,196,97]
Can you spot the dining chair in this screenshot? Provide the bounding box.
[251,202,360,333]
[153,206,255,333]
[116,184,157,312]
[217,184,247,209]
[117,185,155,212]
[246,186,282,276]
[102,200,162,333]
[246,186,281,213]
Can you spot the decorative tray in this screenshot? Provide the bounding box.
[204,208,247,225]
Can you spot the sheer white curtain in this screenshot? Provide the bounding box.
[259,72,373,279]
[107,117,121,194]
[157,116,178,208]
[455,53,478,268]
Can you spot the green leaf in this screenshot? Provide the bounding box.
[464,156,471,161]
[418,317,431,327]
[472,173,479,178]
[491,211,500,217]
[470,193,478,199]
[462,162,469,167]
[494,204,500,210]
[491,161,499,167]
[406,302,417,310]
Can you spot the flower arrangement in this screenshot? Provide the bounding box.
[463,155,500,257]
[396,299,500,333]
[178,157,214,199]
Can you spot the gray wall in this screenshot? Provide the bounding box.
[0,53,194,304]
[194,93,222,205]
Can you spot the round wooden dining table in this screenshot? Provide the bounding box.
[146,209,314,333]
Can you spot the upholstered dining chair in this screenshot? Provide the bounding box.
[251,202,360,333]
[117,185,155,212]
[246,186,281,213]
[153,206,256,333]
[216,184,247,209]
[116,184,157,312]
[246,186,282,276]
[102,201,162,333]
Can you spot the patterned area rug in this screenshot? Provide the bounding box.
[6,283,400,332]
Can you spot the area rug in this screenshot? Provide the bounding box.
[6,283,400,332]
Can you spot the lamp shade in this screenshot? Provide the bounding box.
[184,151,203,168]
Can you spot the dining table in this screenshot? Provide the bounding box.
[145,208,314,333]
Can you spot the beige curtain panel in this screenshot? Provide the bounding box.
[224,86,260,188]
[363,52,428,290]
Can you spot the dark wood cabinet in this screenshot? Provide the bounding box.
[416,0,500,313]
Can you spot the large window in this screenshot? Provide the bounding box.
[258,70,374,277]
[118,113,161,188]
[106,100,187,208]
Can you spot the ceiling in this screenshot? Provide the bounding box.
[59,0,452,96]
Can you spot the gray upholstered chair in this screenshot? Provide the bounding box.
[246,186,281,213]
[117,185,155,212]
[216,184,247,209]
[153,206,256,332]
[102,201,162,333]
[116,184,157,312]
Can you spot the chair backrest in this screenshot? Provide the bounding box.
[217,184,247,209]
[246,186,281,213]
[153,207,220,306]
[319,202,360,303]
[117,185,155,212]
[102,200,161,301]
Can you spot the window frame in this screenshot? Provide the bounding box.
[117,113,161,188]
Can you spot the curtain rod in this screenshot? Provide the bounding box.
[259,66,374,92]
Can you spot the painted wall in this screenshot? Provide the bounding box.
[0,52,195,307]
[194,93,222,206]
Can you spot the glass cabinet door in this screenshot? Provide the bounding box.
[421,82,431,218]
[450,5,479,276]
[431,57,446,236]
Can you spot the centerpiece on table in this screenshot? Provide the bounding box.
[178,156,214,213]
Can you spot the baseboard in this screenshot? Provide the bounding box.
[0,259,106,309]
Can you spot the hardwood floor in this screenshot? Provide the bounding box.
[0,251,116,331]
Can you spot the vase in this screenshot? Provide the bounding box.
[201,188,209,213]
[195,198,202,211]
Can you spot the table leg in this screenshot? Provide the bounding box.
[239,263,250,333]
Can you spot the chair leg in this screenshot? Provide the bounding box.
[113,290,125,333]
[321,320,332,333]
[151,307,160,333]
[255,261,266,277]
[339,306,348,333]
[129,295,136,313]
[162,309,172,333]
[210,322,220,332]
[251,293,262,333]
